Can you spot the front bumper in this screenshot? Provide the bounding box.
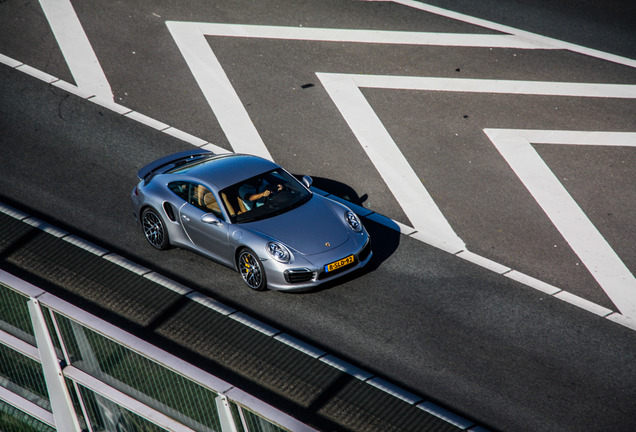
[264,238,372,291]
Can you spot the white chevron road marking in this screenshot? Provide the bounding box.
[38,0,113,100]
[23,0,636,328]
[485,129,636,318]
[166,16,636,323]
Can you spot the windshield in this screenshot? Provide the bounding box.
[220,169,312,223]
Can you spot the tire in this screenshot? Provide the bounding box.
[237,248,267,291]
[141,208,170,250]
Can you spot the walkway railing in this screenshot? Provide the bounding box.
[0,270,314,432]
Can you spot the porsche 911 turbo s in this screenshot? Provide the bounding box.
[131,150,372,291]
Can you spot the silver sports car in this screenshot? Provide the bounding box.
[131,150,372,291]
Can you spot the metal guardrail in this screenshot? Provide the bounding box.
[0,270,314,432]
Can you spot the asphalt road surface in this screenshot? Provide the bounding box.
[1,1,635,431]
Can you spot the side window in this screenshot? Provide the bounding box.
[191,184,223,219]
[168,182,223,219]
[168,182,189,201]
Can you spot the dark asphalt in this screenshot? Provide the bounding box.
[1,1,636,431]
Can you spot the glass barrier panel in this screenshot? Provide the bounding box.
[78,384,171,432]
[0,284,35,345]
[0,400,55,432]
[55,313,221,431]
[0,344,50,412]
[241,408,288,432]
[229,402,288,432]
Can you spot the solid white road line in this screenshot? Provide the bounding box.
[174,22,554,49]
[38,0,113,100]
[394,0,636,68]
[163,19,559,161]
[166,21,273,160]
[485,129,636,318]
[349,74,636,98]
[317,73,467,253]
[320,72,636,319]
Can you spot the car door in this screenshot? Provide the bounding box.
[172,182,232,265]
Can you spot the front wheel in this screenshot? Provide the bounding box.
[141,208,170,250]
[237,248,267,291]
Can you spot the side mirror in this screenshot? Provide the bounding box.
[201,214,221,225]
[302,175,313,189]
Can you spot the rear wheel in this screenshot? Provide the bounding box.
[142,208,170,250]
[237,248,267,291]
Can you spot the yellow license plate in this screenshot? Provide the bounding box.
[325,255,354,272]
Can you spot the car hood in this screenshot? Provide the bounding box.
[243,195,350,255]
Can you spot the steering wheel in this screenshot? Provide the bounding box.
[263,185,280,202]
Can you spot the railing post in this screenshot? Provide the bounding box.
[216,394,239,432]
[28,297,83,432]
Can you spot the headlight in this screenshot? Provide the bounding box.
[345,211,362,232]
[267,242,291,262]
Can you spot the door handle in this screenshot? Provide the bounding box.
[181,215,190,222]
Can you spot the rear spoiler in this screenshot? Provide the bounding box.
[137,149,212,180]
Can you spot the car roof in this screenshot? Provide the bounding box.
[169,153,280,190]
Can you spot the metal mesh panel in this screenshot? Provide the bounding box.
[55,313,221,431]
[231,403,287,432]
[0,284,34,345]
[0,344,50,412]
[78,384,170,432]
[0,400,55,432]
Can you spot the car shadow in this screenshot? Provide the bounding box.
[309,176,368,207]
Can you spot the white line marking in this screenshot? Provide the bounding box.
[0,203,30,220]
[175,22,554,49]
[15,64,58,83]
[166,22,273,160]
[485,129,636,318]
[103,253,151,275]
[23,217,68,238]
[88,95,132,115]
[505,271,561,296]
[343,73,636,98]
[163,18,567,160]
[229,312,281,337]
[319,355,374,380]
[317,73,467,252]
[554,291,614,318]
[38,0,113,100]
[0,53,23,68]
[162,127,209,147]
[274,333,327,358]
[143,273,193,296]
[316,72,636,317]
[409,231,463,254]
[605,313,636,331]
[62,235,109,256]
[318,73,636,266]
[492,129,636,146]
[393,0,636,68]
[455,250,511,274]
[417,401,475,429]
[52,79,96,99]
[367,377,423,404]
[367,212,417,236]
[161,16,636,325]
[124,111,170,131]
[186,291,237,316]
